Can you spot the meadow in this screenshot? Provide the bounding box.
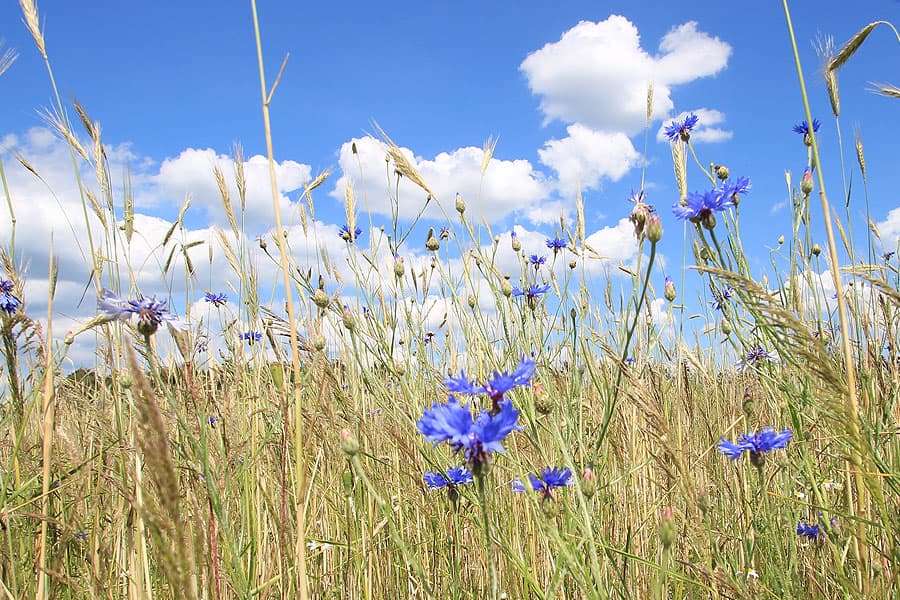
[1,2,899,598]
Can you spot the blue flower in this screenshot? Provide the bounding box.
[424,466,474,489]
[718,427,792,461]
[884,251,896,262]
[737,346,779,370]
[240,331,263,344]
[446,356,535,402]
[664,113,699,142]
[792,119,821,136]
[0,280,21,315]
[444,370,484,396]
[339,225,363,243]
[529,254,546,267]
[710,286,735,311]
[512,283,551,300]
[204,292,228,307]
[672,187,738,226]
[528,467,573,494]
[721,177,751,203]
[796,521,821,540]
[417,395,522,468]
[546,237,567,252]
[98,290,188,335]
[74,530,89,540]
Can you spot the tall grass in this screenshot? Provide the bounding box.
[1,1,899,598]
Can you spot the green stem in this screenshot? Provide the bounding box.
[476,473,499,600]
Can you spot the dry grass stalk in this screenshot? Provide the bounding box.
[214,165,239,235]
[84,190,107,230]
[123,169,135,244]
[18,0,46,59]
[374,125,435,198]
[38,108,91,163]
[671,142,687,201]
[344,180,356,234]
[815,34,840,117]
[481,136,497,175]
[868,82,900,98]
[233,145,247,213]
[828,21,880,73]
[0,41,19,78]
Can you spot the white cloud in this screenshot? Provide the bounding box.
[520,16,731,135]
[655,108,733,143]
[538,124,639,197]
[876,207,900,251]
[331,136,548,223]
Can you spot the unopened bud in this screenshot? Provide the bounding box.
[312,288,330,309]
[313,335,327,351]
[664,276,676,302]
[425,231,440,252]
[646,215,663,243]
[342,306,355,332]
[510,231,521,252]
[467,295,477,309]
[742,386,753,418]
[393,254,405,278]
[340,429,359,457]
[660,507,676,549]
[455,193,466,215]
[533,382,553,415]
[701,211,717,230]
[812,243,822,257]
[778,235,785,245]
[801,167,814,196]
[569,260,577,270]
[500,280,513,297]
[720,318,732,336]
[580,467,596,499]
[715,164,730,181]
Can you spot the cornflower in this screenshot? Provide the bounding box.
[0,280,21,315]
[339,224,363,243]
[718,427,792,467]
[445,355,535,406]
[545,236,567,253]
[529,254,546,267]
[792,119,821,136]
[710,286,735,311]
[98,290,188,336]
[672,183,747,229]
[737,346,779,370]
[512,467,573,496]
[664,113,699,142]
[512,283,551,301]
[424,466,474,490]
[240,331,263,344]
[416,395,522,473]
[204,292,228,307]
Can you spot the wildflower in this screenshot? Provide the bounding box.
[512,283,551,301]
[546,236,567,253]
[664,113,699,142]
[629,192,654,239]
[204,292,228,307]
[416,395,522,472]
[445,356,535,404]
[659,507,676,549]
[672,187,737,229]
[717,427,792,467]
[74,531,89,541]
[98,290,188,336]
[796,521,821,540]
[0,280,21,315]
[393,254,405,278]
[800,167,814,196]
[340,429,360,457]
[793,119,821,146]
[715,164,730,180]
[736,568,759,580]
[339,225,363,243]
[710,286,735,311]
[423,466,474,490]
[208,415,219,426]
[721,176,752,205]
[439,227,451,241]
[822,479,844,492]
[529,254,546,267]
[645,214,663,243]
[624,357,635,365]
[737,346,779,370]
[455,193,466,214]
[525,467,573,496]
[240,331,263,344]
[884,251,896,262]
[425,228,440,251]
[580,466,597,498]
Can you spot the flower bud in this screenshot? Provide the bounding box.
[533,382,553,415]
[629,202,651,239]
[701,211,717,230]
[136,316,160,337]
[742,386,753,418]
[580,467,596,499]
[313,335,327,351]
[393,254,405,279]
[340,429,359,457]
[720,318,732,336]
[646,215,663,243]
[455,193,466,215]
[801,167,814,196]
[541,495,561,519]
[715,164,730,181]
[812,243,822,257]
[569,260,577,270]
[467,295,477,309]
[659,507,676,549]
[312,288,330,309]
[342,305,355,332]
[664,276,676,302]
[778,235,785,245]
[500,280,513,297]
[425,230,440,252]
[510,231,521,252]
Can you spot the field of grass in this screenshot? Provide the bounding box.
[1,2,899,598]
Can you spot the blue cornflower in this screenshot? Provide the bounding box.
[546,237,568,252]
[710,286,735,311]
[240,331,263,344]
[424,466,474,490]
[74,530,89,540]
[721,177,752,203]
[529,254,546,267]
[792,119,821,136]
[796,521,821,540]
[718,427,792,464]
[204,292,228,307]
[672,187,737,227]
[527,467,573,495]
[664,113,699,142]
[624,357,635,365]
[208,415,220,426]
[737,346,779,370]
[339,225,363,243]
[0,280,21,315]
[98,290,188,335]
[884,251,896,262]
[512,283,551,300]
[445,356,535,403]
[417,395,522,470]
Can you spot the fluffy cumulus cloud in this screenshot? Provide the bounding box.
[520,16,731,135]
[538,124,639,196]
[656,108,733,143]
[330,136,548,223]
[146,147,312,231]
[876,207,900,251]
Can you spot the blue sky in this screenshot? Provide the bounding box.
[1,1,898,365]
